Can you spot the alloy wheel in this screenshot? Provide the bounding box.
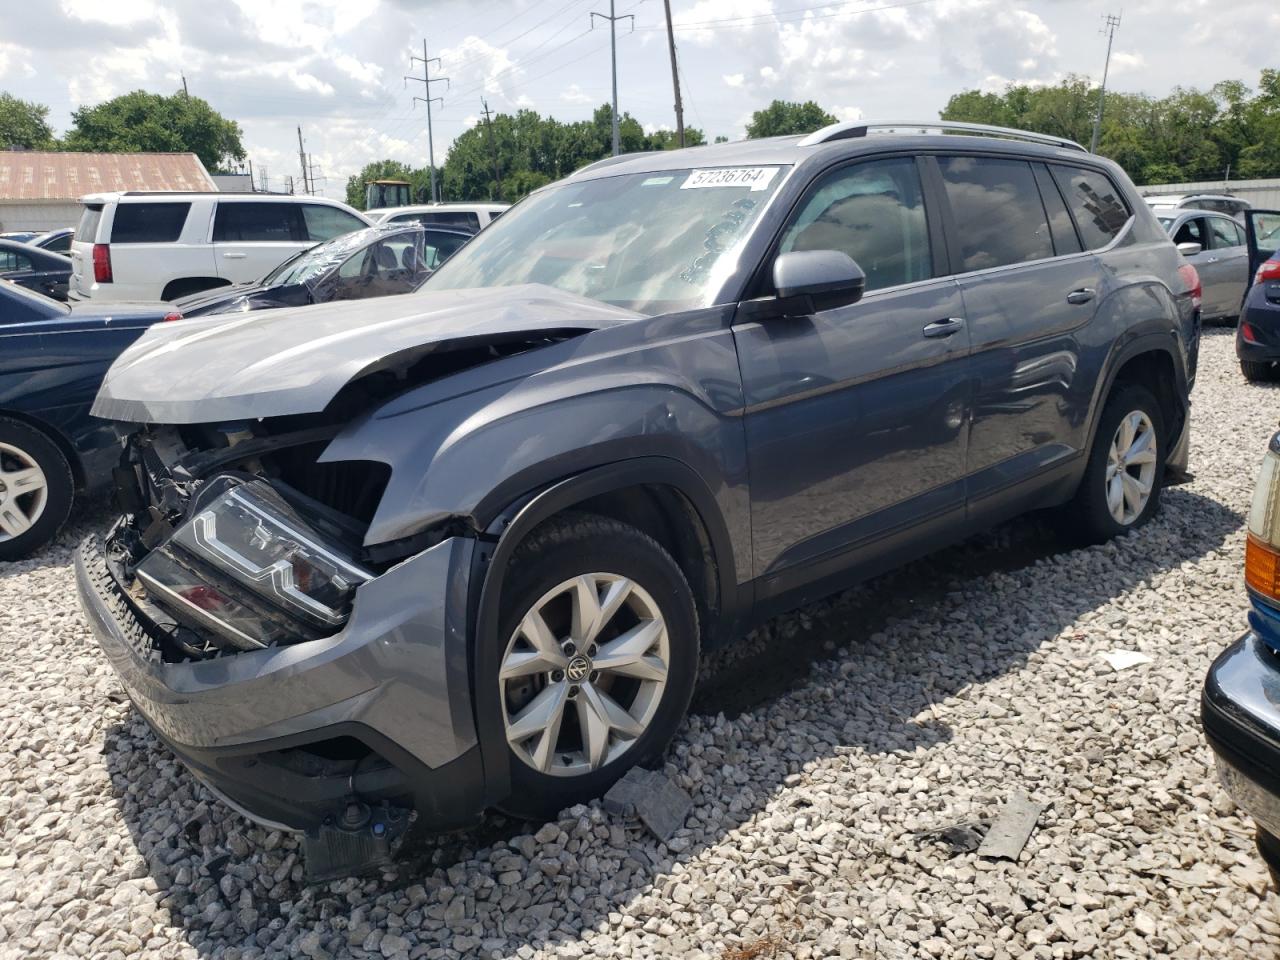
[1105,410,1157,525]
[0,442,48,543]
[500,573,670,777]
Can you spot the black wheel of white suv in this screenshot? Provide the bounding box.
[0,417,74,561]
[493,513,699,821]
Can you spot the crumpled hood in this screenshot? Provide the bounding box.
[92,284,641,424]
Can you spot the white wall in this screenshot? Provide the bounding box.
[1138,178,1280,209]
[0,202,79,232]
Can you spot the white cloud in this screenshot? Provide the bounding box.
[723,73,744,88]
[561,83,593,104]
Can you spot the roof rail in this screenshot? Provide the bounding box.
[797,120,1087,152]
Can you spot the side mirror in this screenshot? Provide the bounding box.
[773,250,866,311]
[1177,241,1202,257]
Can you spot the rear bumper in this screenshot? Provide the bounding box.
[1237,286,1280,362]
[1202,634,1280,840]
[75,534,486,832]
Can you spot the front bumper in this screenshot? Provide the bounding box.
[76,533,486,833]
[1202,633,1280,844]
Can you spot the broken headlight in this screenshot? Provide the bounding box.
[136,478,372,651]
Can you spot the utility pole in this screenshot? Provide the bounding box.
[591,1,634,156]
[286,175,294,195]
[259,165,268,193]
[307,155,324,196]
[406,40,449,203]
[1089,13,1121,154]
[480,98,503,200]
[297,126,311,195]
[181,72,189,99]
[662,0,685,147]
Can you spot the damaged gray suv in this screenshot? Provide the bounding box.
[77,121,1199,875]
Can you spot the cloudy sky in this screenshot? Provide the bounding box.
[0,0,1275,198]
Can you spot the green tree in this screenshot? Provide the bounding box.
[65,90,244,171]
[0,93,54,149]
[745,100,837,139]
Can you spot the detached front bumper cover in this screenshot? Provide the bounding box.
[76,528,487,834]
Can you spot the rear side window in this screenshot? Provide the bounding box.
[43,233,71,253]
[1050,166,1131,250]
[1032,163,1082,256]
[393,211,481,232]
[938,156,1052,271]
[213,202,302,242]
[1209,217,1245,248]
[779,156,932,292]
[77,205,103,242]
[110,202,191,243]
[302,204,367,241]
[0,249,32,271]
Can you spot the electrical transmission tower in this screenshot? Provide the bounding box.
[591,1,634,156]
[406,40,449,203]
[1090,13,1121,154]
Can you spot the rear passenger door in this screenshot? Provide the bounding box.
[935,155,1106,512]
[211,201,309,283]
[108,201,211,299]
[1205,215,1250,317]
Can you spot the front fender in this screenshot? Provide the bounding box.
[320,309,752,584]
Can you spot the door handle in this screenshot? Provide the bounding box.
[222,252,247,259]
[1066,288,1096,304]
[1206,256,1220,263]
[922,317,965,338]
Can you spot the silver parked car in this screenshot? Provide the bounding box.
[1160,208,1251,321]
[1146,193,1252,221]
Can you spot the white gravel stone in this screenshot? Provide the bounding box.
[1,329,1278,959]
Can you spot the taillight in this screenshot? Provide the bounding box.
[1242,322,1262,345]
[162,312,183,322]
[1256,259,1280,285]
[1246,436,1280,606]
[1178,263,1201,310]
[92,244,112,283]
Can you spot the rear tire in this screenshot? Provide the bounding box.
[1066,384,1166,546]
[1241,359,1276,383]
[492,512,699,822]
[0,417,75,561]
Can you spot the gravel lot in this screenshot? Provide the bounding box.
[2,327,1279,960]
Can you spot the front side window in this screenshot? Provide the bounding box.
[1051,165,1131,250]
[778,156,932,292]
[939,156,1052,271]
[1173,218,1205,247]
[111,202,191,243]
[213,203,302,242]
[302,204,367,242]
[423,230,469,269]
[426,166,787,313]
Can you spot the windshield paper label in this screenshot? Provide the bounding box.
[681,167,779,191]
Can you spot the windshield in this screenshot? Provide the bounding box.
[263,228,390,287]
[425,166,787,313]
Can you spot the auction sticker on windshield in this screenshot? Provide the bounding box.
[681,167,780,191]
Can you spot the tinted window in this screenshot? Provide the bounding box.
[1032,163,1082,255]
[1051,166,1131,250]
[42,233,71,253]
[1173,218,1204,247]
[76,205,102,242]
[302,204,366,241]
[213,202,301,242]
[392,211,481,232]
[779,157,931,292]
[111,202,191,243]
[939,156,1052,271]
[0,249,32,272]
[1209,217,1245,248]
[423,230,469,269]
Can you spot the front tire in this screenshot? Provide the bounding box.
[0,417,75,561]
[493,513,699,821]
[1067,384,1166,545]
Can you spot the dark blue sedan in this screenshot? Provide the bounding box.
[0,281,176,559]
[1238,209,1280,380]
[0,238,72,301]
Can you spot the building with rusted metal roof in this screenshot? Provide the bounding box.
[0,151,215,232]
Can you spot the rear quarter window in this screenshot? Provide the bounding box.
[77,205,103,242]
[1050,166,1131,250]
[110,202,192,243]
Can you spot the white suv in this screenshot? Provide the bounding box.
[364,202,508,233]
[69,192,373,302]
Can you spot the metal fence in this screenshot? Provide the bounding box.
[1137,178,1280,208]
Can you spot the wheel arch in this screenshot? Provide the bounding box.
[0,407,83,488]
[160,276,230,301]
[1085,334,1188,471]
[466,457,743,808]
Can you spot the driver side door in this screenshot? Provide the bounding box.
[732,155,970,605]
